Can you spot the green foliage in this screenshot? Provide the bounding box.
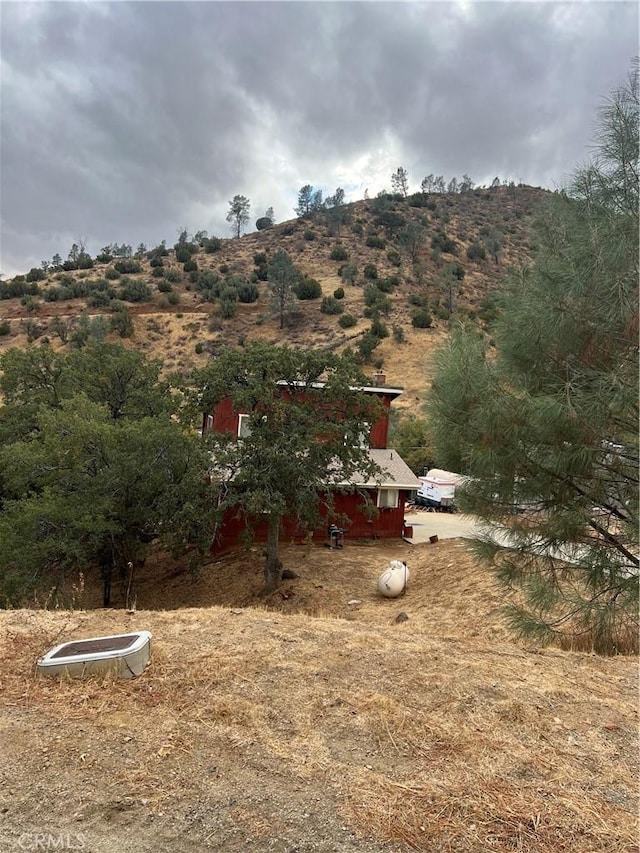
[388,410,434,475]
[333,287,344,300]
[411,309,433,328]
[164,269,181,284]
[366,235,386,249]
[330,244,349,261]
[195,270,221,299]
[338,313,357,328]
[219,285,238,319]
[175,246,192,263]
[114,258,142,274]
[340,262,358,285]
[363,284,392,316]
[183,259,198,273]
[356,331,380,362]
[152,267,165,279]
[375,275,398,293]
[466,241,486,261]
[392,325,405,343]
[203,237,222,253]
[374,210,405,237]
[226,195,251,238]
[110,307,134,337]
[431,230,457,255]
[390,166,409,197]
[0,365,214,606]
[387,249,402,267]
[193,344,383,591]
[119,278,151,303]
[295,278,322,300]
[295,185,323,218]
[1,279,38,299]
[105,267,121,280]
[237,281,259,304]
[195,342,204,354]
[370,318,389,339]
[320,296,343,315]
[256,216,273,231]
[427,66,639,653]
[363,263,378,280]
[303,229,316,241]
[26,267,46,282]
[0,321,10,336]
[268,249,300,329]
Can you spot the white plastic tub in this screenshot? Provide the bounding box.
[36,631,152,679]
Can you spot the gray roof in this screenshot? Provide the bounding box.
[336,448,420,489]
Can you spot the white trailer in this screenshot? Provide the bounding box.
[415,469,466,512]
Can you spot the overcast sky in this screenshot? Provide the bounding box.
[1,1,637,276]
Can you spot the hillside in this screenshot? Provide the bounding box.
[0,186,548,414]
[1,538,637,853]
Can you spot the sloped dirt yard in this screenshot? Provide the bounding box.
[0,539,637,852]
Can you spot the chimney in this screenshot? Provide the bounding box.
[372,371,386,387]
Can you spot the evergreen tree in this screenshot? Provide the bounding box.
[427,66,639,654]
[295,185,314,217]
[391,167,409,197]
[267,249,299,329]
[226,195,251,238]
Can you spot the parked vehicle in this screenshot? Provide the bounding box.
[415,469,467,512]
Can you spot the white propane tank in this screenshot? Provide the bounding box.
[377,561,410,598]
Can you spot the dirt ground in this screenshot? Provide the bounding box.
[0,538,637,852]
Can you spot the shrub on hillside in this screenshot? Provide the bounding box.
[338,313,357,328]
[119,278,151,303]
[363,263,378,280]
[411,309,433,328]
[466,241,486,261]
[238,281,259,303]
[114,259,142,274]
[320,296,343,315]
[26,267,46,282]
[105,267,121,280]
[296,278,322,300]
[366,235,386,249]
[329,244,349,261]
[340,263,358,285]
[333,287,344,300]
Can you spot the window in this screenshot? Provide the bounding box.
[377,488,399,509]
[237,414,251,439]
[205,414,213,432]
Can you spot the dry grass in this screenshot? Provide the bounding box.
[0,539,637,852]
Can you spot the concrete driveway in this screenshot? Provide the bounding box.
[404,511,482,542]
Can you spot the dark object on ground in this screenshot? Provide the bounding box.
[282,569,298,580]
[395,612,409,623]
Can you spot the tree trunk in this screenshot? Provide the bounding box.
[264,514,283,593]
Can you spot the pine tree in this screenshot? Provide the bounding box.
[427,65,639,654]
[226,195,251,238]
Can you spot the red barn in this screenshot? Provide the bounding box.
[202,372,419,550]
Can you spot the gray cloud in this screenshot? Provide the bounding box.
[1,1,637,275]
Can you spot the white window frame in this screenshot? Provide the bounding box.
[205,414,213,433]
[377,488,399,509]
[237,413,252,439]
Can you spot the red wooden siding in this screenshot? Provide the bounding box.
[211,489,410,553]
[203,389,396,449]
